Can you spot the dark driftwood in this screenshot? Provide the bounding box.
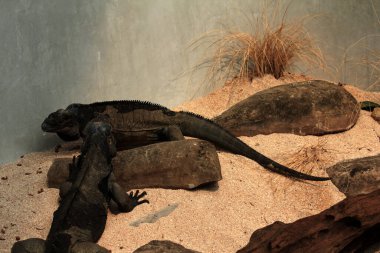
[48,139,222,190]
[327,154,380,197]
[133,240,200,253]
[213,80,360,136]
[237,189,380,253]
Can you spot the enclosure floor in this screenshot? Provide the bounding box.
[1,74,379,253]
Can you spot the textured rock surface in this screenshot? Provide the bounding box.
[213,80,360,136]
[372,107,380,122]
[133,240,201,253]
[326,154,380,197]
[237,189,380,253]
[48,139,222,190]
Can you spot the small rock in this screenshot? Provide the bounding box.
[37,188,44,194]
[133,240,201,253]
[1,228,5,234]
[1,176,7,180]
[371,108,380,122]
[0,236,5,240]
[327,154,380,197]
[15,236,20,241]
[16,163,22,167]
[24,172,31,175]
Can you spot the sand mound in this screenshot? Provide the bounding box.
[1,75,379,253]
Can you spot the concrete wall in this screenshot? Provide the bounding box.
[0,0,379,164]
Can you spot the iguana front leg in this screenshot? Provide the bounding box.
[162,125,185,141]
[108,173,149,214]
[59,156,79,199]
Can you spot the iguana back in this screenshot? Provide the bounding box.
[44,121,114,252]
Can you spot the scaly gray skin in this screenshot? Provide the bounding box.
[41,100,329,181]
[13,119,148,253]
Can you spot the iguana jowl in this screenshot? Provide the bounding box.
[13,118,148,253]
[41,100,329,181]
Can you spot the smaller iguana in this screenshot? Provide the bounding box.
[12,117,148,253]
[41,100,329,181]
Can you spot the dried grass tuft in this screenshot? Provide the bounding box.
[190,4,325,86]
[285,140,333,177]
[360,49,380,90]
[332,0,380,91]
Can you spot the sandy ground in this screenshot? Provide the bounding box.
[1,75,379,253]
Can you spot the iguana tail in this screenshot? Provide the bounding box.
[178,112,329,181]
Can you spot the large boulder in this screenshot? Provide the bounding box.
[213,80,360,136]
[237,189,380,253]
[48,139,222,190]
[326,154,380,197]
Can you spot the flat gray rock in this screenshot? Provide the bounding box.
[133,240,201,253]
[213,80,360,136]
[48,139,222,190]
[129,203,179,227]
[326,154,380,197]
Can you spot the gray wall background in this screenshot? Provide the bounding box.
[1,0,379,164]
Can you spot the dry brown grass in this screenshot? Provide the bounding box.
[285,140,334,178]
[365,0,380,90]
[190,5,325,85]
[331,0,380,91]
[332,34,380,91]
[360,48,380,90]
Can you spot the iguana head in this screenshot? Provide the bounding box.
[82,119,117,158]
[41,106,80,141]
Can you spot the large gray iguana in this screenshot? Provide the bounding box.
[41,100,329,181]
[13,118,148,253]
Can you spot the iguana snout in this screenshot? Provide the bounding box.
[41,109,75,131]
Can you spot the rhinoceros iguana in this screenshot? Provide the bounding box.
[41,100,329,181]
[13,118,148,253]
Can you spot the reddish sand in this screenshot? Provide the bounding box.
[0,74,379,253]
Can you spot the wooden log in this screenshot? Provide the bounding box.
[237,189,380,253]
